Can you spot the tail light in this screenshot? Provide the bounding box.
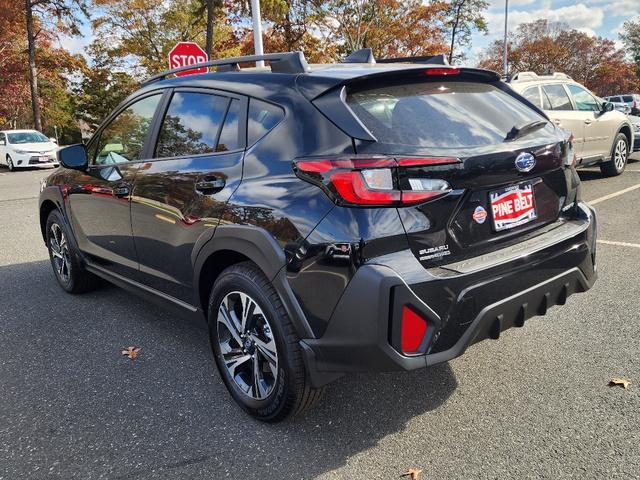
[293,155,457,207]
[401,306,428,354]
[422,67,460,76]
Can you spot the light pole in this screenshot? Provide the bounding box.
[503,0,509,77]
[251,0,265,67]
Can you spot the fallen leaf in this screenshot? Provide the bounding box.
[401,468,422,480]
[609,377,631,389]
[121,347,140,360]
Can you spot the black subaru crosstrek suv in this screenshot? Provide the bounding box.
[39,50,597,421]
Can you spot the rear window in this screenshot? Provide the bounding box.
[345,81,546,148]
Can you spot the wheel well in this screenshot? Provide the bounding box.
[619,125,632,148]
[198,250,251,315]
[39,200,58,242]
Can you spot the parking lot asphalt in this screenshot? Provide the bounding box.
[1,158,639,480]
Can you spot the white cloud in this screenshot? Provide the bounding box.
[484,3,605,38]
[58,33,93,57]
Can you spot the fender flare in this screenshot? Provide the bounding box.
[38,186,67,243]
[193,225,315,339]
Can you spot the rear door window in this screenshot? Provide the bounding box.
[155,92,229,158]
[522,86,542,108]
[541,84,572,111]
[622,95,634,102]
[346,81,547,148]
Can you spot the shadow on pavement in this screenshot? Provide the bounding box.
[0,260,457,480]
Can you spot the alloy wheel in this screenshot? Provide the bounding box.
[50,223,71,284]
[7,156,14,171]
[614,139,627,171]
[217,291,278,400]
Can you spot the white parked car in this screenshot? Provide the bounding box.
[0,130,59,171]
[509,72,634,176]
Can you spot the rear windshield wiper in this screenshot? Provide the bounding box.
[504,120,548,142]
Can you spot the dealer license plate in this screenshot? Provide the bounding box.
[490,182,537,232]
[39,156,49,163]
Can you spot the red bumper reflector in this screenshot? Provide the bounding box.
[401,306,428,354]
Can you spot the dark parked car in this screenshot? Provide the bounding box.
[39,50,597,421]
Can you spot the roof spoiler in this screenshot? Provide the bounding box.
[141,51,310,86]
[342,48,450,66]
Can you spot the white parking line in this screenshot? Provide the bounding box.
[589,183,640,205]
[597,240,640,249]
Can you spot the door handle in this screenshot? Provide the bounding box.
[195,177,226,194]
[584,119,592,124]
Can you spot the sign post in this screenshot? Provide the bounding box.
[168,42,208,76]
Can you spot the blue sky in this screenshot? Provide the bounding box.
[468,0,640,63]
[59,0,640,66]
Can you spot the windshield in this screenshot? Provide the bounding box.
[7,131,50,144]
[347,81,548,148]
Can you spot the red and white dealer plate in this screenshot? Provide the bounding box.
[489,182,537,232]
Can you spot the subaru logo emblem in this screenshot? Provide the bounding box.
[515,152,536,172]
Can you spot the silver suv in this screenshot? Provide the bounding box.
[604,94,640,116]
[509,72,634,176]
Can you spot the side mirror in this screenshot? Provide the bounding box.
[49,137,58,144]
[601,101,614,113]
[59,144,88,170]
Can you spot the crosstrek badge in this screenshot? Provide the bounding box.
[490,182,537,231]
[472,206,487,224]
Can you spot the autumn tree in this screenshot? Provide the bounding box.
[24,0,88,131]
[93,0,241,77]
[443,0,488,63]
[478,19,640,96]
[316,0,449,59]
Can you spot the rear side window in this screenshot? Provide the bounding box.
[155,92,229,158]
[247,99,284,145]
[622,95,634,102]
[542,84,572,110]
[522,86,542,108]
[345,81,547,148]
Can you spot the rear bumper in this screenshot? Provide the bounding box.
[301,203,597,387]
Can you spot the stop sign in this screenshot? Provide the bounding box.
[168,42,208,77]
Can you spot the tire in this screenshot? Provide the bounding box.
[208,261,323,422]
[45,209,101,293]
[7,155,14,171]
[600,133,628,177]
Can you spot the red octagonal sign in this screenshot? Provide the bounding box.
[168,42,208,77]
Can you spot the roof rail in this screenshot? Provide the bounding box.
[341,48,450,66]
[510,71,573,82]
[141,51,310,86]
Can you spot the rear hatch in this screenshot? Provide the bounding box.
[312,69,576,268]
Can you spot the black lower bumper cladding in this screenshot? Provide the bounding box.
[301,203,597,387]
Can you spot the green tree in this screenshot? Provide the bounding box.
[620,19,640,77]
[443,0,488,63]
[74,44,138,131]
